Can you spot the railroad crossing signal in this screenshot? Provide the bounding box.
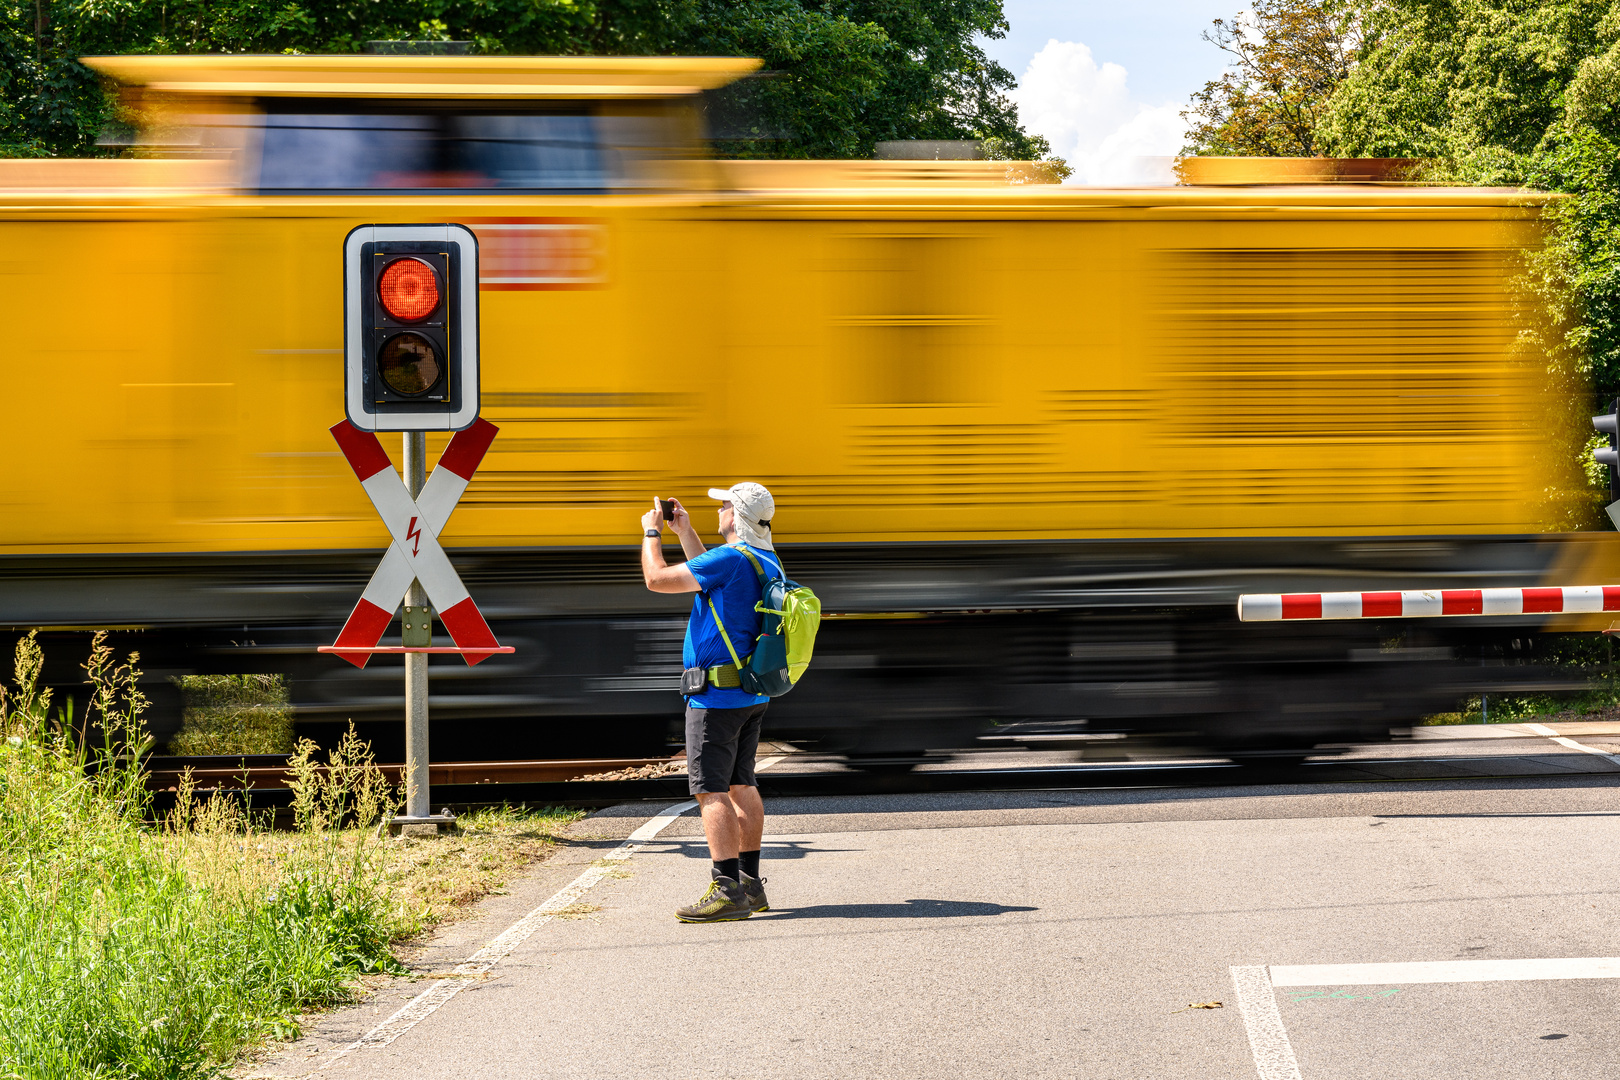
[329,222,502,834]
[1594,398,1620,511]
[321,417,511,666]
[343,223,480,432]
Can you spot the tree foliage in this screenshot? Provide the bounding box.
[0,0,1047,161]
[1183,0,1360,155]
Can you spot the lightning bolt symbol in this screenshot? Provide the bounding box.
[406,516,422,557]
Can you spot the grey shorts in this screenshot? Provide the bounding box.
[685,702,768,795]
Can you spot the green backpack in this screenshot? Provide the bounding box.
[707,545,821,697]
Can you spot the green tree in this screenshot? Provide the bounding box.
[688,0,1044,159]
[1318,1,1608,177]
[1183,0,1360,156]
[0,0,1050,161]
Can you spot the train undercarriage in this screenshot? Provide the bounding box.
[0,534,1590,764]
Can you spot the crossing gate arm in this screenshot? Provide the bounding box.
[1237,586,1620,622]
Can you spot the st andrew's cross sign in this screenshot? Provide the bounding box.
[321,417,511,666]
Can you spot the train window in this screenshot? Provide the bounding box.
[259,113,436,189]
[256,105,608,193]
[452,114,602,189]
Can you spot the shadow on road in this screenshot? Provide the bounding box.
[669,839,864,860]
[762,899,1037,920]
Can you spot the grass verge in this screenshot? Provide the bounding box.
[167,674,295,755]
[0,631,582,1078]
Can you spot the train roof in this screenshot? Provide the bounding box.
[20,59,1562,208]
[79,54,761,99]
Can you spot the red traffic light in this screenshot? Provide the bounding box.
[378,258,441,322]
[343,223,478,431]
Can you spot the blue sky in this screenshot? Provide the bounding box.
[985,1,1240,107]
[981,1,1241,183]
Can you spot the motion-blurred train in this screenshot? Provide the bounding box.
[3,53,1612,763]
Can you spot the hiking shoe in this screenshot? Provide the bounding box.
[675,871,752,923]
[740,872,770,913]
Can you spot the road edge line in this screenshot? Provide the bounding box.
[1230,965,1303,1080]
[322,798,699,1067]
[1526,723,1620,767]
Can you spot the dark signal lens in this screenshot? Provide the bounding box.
[377,333,443,396]
[378,258,441,322]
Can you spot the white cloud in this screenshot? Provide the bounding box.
[1011,39,1187,186]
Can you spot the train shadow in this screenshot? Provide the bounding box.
[760,899,1037,920]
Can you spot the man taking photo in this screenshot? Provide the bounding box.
[640,482,780,922]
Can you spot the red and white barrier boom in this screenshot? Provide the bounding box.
[1238,586,1620,622]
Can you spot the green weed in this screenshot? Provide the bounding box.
[0,631,405,1078]
[167,674,294,756]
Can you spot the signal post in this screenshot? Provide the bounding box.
[321,223,510,834]
[403,431,430,827]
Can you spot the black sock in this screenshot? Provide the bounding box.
[739,850,761,879]
[714,857,740,882]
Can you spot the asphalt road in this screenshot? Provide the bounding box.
[245,730,1620,1080]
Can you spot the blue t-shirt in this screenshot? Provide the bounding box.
[683,542,782,709]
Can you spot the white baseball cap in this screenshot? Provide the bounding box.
[708,482,774,530]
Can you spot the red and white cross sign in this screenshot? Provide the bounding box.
[326,417,506,667]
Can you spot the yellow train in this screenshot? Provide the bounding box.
[2,54,1604,760]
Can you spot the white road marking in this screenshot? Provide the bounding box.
[1230,965,1303,1080]
[1525,723,1620,766]
[322,799,699,1067]
[1272,957,1620,986]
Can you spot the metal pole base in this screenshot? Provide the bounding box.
[388,811,459,838]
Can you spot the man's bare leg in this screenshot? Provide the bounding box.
[729,784,764,852]
[697,791,741,861]
[729,784,768,909]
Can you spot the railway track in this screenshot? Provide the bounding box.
[144,754,679,792]
[143,743,1620,812]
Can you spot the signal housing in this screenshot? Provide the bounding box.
[1594,398,1619,506]
[343,223,479,431]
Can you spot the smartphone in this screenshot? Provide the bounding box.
[659,499,676,522]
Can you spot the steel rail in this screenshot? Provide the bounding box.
[144,754,677,793]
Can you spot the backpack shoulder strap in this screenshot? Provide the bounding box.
[704,545,767,670]
[736,544,783,582]
[707,597,746,670]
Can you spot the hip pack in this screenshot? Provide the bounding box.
[706,546,821,697]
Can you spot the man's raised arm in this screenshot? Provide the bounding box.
[641,499,700,594]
